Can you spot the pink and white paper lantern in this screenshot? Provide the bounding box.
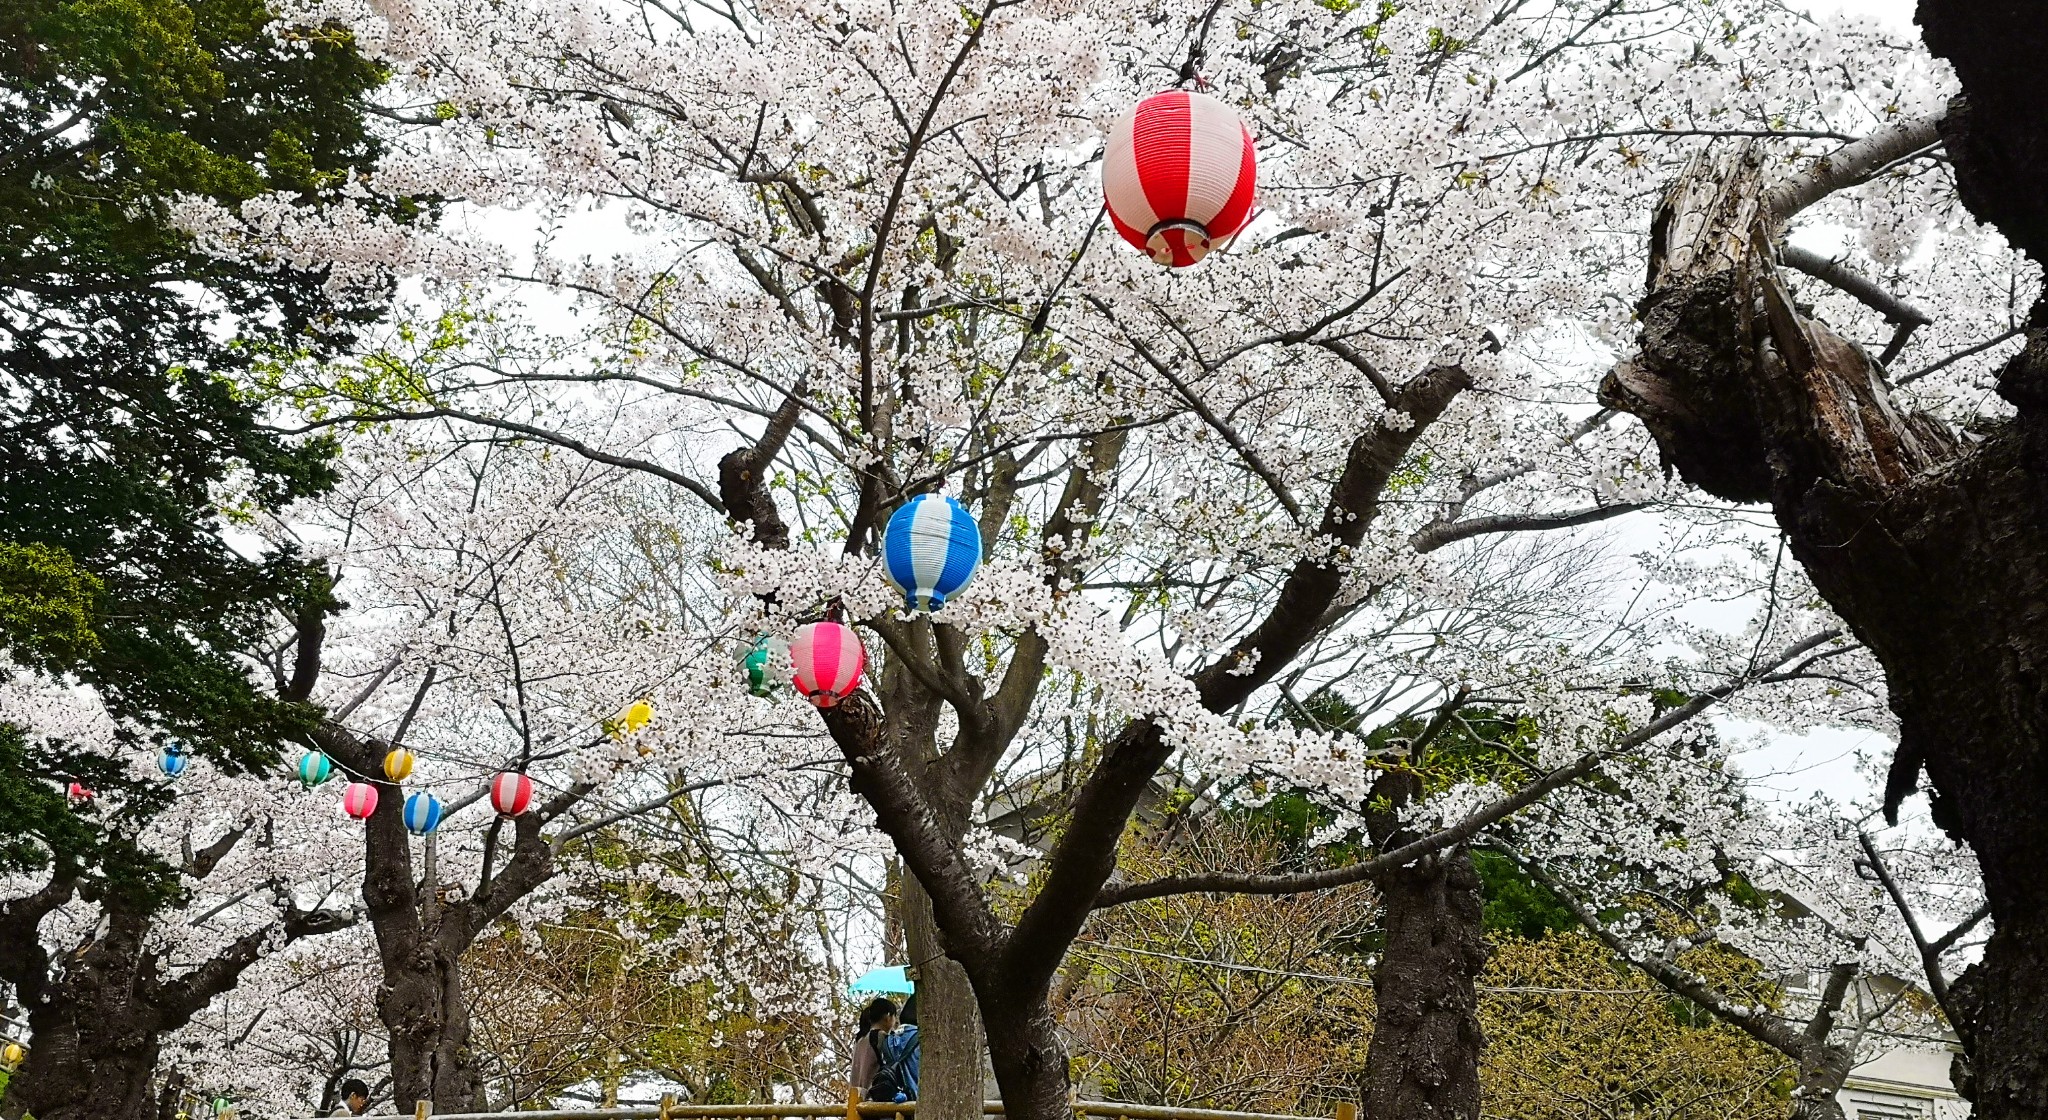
[341,781,379,821]
[790,621,866,709]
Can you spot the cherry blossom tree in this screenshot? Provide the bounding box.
[0,683,362,1120]
[168,0,2008,1116]
[262,418,868,1112]
[1586,4,2048,1112]
[1505,736,1987,1120]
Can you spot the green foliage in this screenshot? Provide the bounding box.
[0,0,401,891]
[1383,450,1431,494]
[1483,933,1792,1120]
[0,723,177,903]
[1473,849,1579,939]
[0,543,103,667]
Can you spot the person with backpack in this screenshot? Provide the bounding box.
[850,996,921,1103]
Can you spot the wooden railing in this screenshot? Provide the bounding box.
[288,1093,1359,1120]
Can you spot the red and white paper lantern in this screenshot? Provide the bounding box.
[490,771,534,817]
[1103,90,1257,267]
[341,781,379,821]
[790,621,866,709]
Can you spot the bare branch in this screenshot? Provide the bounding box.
[279,407,726,514]
[1519,856,1812,1057]
[1781,245,1932,327]
[1411,501,1646,553]
[1857,830,1972,1050]
[548,758,842,853]
[1766,115,1943,223]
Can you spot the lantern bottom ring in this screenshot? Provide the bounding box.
[1144,218,1214,267]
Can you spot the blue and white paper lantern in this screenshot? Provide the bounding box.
[402,790,445,836]
[158,744,188,778]
[881,494,983,611]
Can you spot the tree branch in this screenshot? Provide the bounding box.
[182,823,250,879]
[1095,629,1844,907]
[1781,245,1932,327]
[1002,365,1472,983]
[155,905,359,1021]
[1411,501,1646,553]
[1520,856,1812,1057]
[1857,830,1972,1049]
[1929,902,1989,958]
[0,875,76,996]
[717,379,806,548]
[548,759,839,853]
[820,691,1006,964]
[282,407,726,514]
[1766,115,1944,223]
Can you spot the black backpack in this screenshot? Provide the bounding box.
[865,1028,921,1102]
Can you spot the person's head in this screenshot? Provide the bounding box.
[340,1079,370,1114]
[858,996,898,1036]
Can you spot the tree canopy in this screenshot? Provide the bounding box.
[0,0,401,887]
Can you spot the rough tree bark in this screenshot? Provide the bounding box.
[1597,8,2048,1098]
[903,878,986,1118]
[1360,768,1486,1120]
[0,850,350,1120]
[1362,851,1485,1120]
[878,640,986,1120]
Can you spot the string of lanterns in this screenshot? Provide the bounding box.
[293,749,538,835]
[94,495,1007,827]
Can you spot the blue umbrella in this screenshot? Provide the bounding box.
[849,965,914,995]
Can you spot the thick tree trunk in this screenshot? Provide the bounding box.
[904,877,987,1120]
[350,727,487,1114]
[875,636,990,1120]
[2,995,162,1120]
[377,925,485,1112]
[1362,848,1486,1120]
[0,884,154,1120]
[1601,141,2048,1117]
[979,989,1072,1120]
[326,720,562,1114]
[0,889,338,1120]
